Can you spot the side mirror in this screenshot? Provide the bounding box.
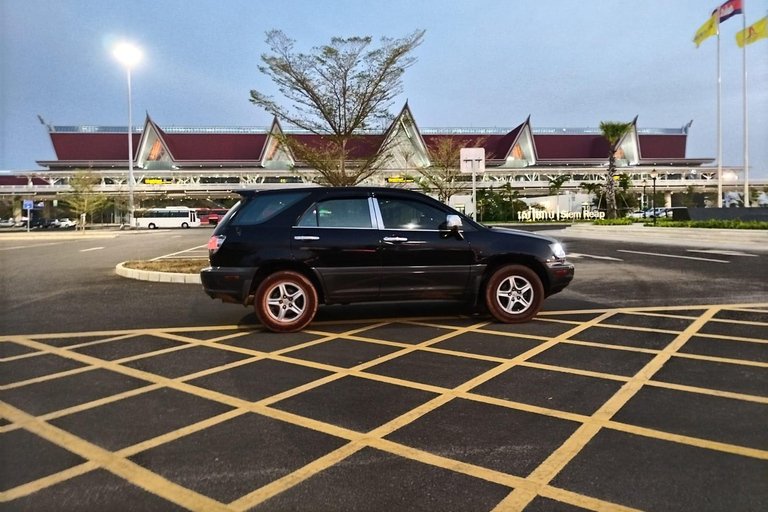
[441,214,464,239]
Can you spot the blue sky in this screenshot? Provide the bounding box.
[1,0,766,176]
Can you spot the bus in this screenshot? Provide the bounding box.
[135,207,201,229]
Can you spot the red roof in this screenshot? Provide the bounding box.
[534,134,612,160]
[162,133,268,161]
[422,134,511,160]
[639,135,687,159]
[290,134,385,159]
[51,133,141,161]
[0,176,47,185]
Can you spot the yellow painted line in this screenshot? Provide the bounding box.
[578,323,684,335]
[0,351,45,363]
[518,361,630,382]
[527,317,582,326]
[118,409,249,458]
[62,332,143,351]
[559,339,660,355]
[672,352,768,368]
[604,420,768,460]
[0,461,99,502]
[228,442,365,510]
[693,332,768,344]
[0,384,163,434]
[491,306,720,512]
[707,317,768,327]
[618,311,705,321]
[0,403,234,512]
[537,486,647,512]
[645,380,768,404]
[0,366,97,391]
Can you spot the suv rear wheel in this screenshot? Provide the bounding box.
[254,271,318,333]
[485,264,544,323]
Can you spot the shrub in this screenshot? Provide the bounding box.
[593,218,634,226]
[646,220,768,229]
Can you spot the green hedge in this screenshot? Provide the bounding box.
[593,218,635,226]
[645,220,768,230]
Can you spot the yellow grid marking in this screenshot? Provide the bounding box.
[2,302,767,512]
[491,306,721,511]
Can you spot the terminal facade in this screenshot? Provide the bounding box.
[4,103,753,215]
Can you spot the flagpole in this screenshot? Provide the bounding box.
[742,6,749,206]
[717,17,723,208]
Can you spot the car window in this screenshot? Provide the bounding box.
[377,198,446,230]
[297,198,372,228]
[232,192,309,226]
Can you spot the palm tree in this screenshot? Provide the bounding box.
[599,121,632,219]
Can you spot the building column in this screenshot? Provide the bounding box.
[664,191,672,207]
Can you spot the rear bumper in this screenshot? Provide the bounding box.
[546,261,575,296]
[200,266,254,304]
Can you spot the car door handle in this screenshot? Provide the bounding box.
[383,236,408,243]
[294,235,320,241]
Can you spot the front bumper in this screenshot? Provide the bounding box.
[546,261,575,296]
[200,266,255,304]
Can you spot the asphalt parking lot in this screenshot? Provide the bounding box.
[1,229,767,511]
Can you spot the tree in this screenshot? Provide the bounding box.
[249,30,425,186]
[599,121,632,219]
[63,170,110,230]
[547,174,571,210]
[417,136,486,203]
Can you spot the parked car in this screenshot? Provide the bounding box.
[628,210,647,219]
[201,188,575,332]
[15,217,52,229]
[0,218,16,228]
[52,218,77,228]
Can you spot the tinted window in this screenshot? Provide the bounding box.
[297,198,372,228]
[377,198,446,230]
[232,192,309,226]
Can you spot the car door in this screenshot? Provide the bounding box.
[291,192,382,303]
[374,194,473,299]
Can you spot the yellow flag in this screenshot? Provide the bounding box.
[694,14,718,48]
[736,16,767,47]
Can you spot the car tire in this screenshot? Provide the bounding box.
[148,223,156,230]
[181,222,189,229]
[254,271,318,333]
[485,264,544,324]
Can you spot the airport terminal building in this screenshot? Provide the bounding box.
[3,103,741,214]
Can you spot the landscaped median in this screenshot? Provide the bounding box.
[116,259,207,284]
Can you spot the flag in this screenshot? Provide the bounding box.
[736,16,767,47]
[694,14,718,48]
[713,0,743,24]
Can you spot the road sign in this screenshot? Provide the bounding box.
[23,200,33,210]
[460,148,485,173]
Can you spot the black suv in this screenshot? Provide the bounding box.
[202,187,574,332]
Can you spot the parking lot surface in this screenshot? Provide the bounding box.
[2,302,767,511]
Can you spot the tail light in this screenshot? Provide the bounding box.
[207,235,226,254]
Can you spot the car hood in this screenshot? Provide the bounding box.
[487,226,559,244]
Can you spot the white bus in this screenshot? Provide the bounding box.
[135,207,201,229]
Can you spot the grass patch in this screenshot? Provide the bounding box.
[593,218,635,225]
[124,259,208,274]
[645,220,768,230]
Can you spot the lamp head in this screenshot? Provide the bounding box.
[650,169,658,179]
[113,43,142,67]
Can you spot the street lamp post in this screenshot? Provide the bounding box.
[113,43,142,227]
[642,179,648,210]
[650,169,658,226]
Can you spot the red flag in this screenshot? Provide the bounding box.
[713,0,743,24]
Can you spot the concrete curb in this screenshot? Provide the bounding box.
[115,262,202,284]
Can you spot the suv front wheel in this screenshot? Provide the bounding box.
[254,271,318,333]
[485,265,544,324]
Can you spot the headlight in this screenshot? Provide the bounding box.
[550,243,566,260]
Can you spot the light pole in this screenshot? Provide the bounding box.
[650,169,658,226]
[642,179,648,210]
[113,43,142,227]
